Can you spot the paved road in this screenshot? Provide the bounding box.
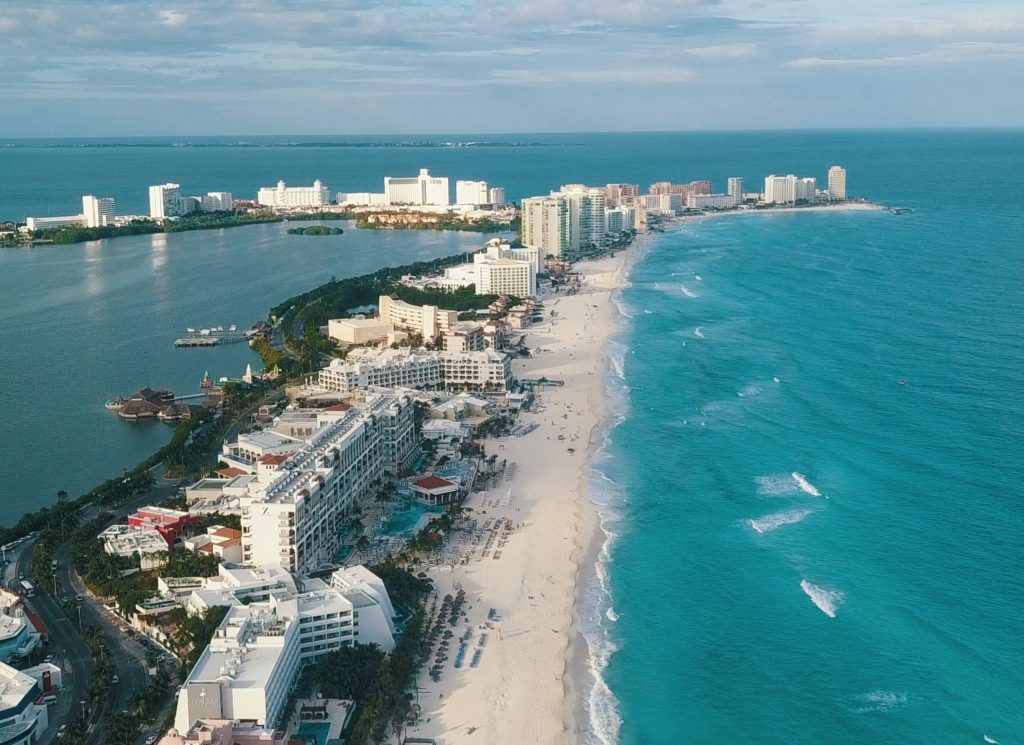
[11,464,185,744]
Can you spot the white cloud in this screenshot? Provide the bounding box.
[686,42,757,58]
[159,9,189,27]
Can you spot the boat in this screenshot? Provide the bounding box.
[186,327,195,333]
[228,325,237,332]
[199,328,211,335]
[105,397,126,410]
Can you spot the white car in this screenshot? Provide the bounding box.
[145,736,158,745]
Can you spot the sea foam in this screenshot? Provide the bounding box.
[791,472,822,496]
[693,327,705,339]
[850,690,908,713]
[801,579,844,618]
[681,285,698,298]
[749,508,813,534]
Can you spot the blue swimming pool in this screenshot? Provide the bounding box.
[296,721,331,745]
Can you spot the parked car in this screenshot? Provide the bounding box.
[145,736,158,745]
[43,654,54,664]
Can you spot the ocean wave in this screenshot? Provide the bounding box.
[643,309,653,314]
[605,607,619,622]
[681,286,698,298]
[613,296,634,319]
[755,474,800,496]
[737,383,762,398]
[791,472,822,496]
[800,579,844,618]
[694,274,703,281]
[749,508,813,534]
[693,327,705,339]
[984,736,999,744]
[850,690,908,714]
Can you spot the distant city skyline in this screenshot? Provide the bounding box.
[0,0,1022,136]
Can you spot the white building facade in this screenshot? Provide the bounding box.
[727,177,744,204]
[149,183,185,218]
[385,169,450,206]
[520,195,571,258]
[82,195,116,227]
[257,181,329,208]
[378,295,458,338]
[828,166,847,200]
[456,180,490,206]
[0,661,49,745]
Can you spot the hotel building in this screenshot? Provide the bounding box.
[82,195,116,227]
[558,185,607,249]
[520,195,572,258]
[257,181,330,209]
[605,206,637,233]
[727,177,744,205]
[456,180,490,206]
[764,175,818,204]
[25,214,86,232]
[0,661,49,745]
[384,169,449,206]
[174,565,396,734]
[828,166,847,200]
[378,295,458,338]
[488,187,506,206]
[149,183,186,218]
[687,193,737,209]
[605,183,640,206]
[317,348,513,394]
[238,395,416,575]
[201,192,234,211]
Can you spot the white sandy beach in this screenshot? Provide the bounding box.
[405,246,639,745]
[405,202,880,744]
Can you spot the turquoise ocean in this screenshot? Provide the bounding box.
[1,130,1022,741]
[585,137,1024,743]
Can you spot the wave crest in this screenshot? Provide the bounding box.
[801,579,844,618]
[749,508,813,534]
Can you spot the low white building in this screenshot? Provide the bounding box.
[443,322,486,352]
[335,192,387,206]
[384,169,449,206]
[0,661,49,745]
[455,180,489,206]
[686,193,737,209]
[378,295,458,339]
[183,526,243,564]
[326,318,394,346]
[25,214,86,232]
[257,180,329,209]
[173,565,396,734]
[99,525,168,569]
[317,348,513,393]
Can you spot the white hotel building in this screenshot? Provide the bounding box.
[82,195,116,227]
[378,294,459,338]
[257,180,330,208]
[317,348,513,394]
[385,169,450,206]
[174,565,397,734]
[237,395,416,575]
[763,174,818,204]
[828,166,847,200]
[520,195,572,258]
[456,180,490,206]
[0,662,49,745]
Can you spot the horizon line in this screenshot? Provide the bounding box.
[2,125,1023,141]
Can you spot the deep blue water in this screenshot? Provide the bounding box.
[1,130,1022,742]
[587,133,1024,743]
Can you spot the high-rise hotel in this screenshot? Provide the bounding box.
[828,166,847,200]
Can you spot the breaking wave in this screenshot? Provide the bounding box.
[801,579,844,618]
[749,508,813,534]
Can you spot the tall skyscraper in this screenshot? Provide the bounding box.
[763,175,797,204]
[828,166,847,200]
[727,178,743,205]
[558,185,607,249]
[82,195,115,227]
[605,183,640,206]
[521,196,572,258]
[149,183,182,218]
[488,187,506,206]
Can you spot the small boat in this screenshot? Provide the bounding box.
[199,328,211,335]
[105,397,126,410]
[899,378,907,385]
[186,327,195,333]
[228,325,237,332]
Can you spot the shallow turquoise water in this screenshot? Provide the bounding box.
[588,136,1024,743]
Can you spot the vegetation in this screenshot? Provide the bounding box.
[168,605,230,667]
[30,210,281,245]
[355,212,517,233]
[288,225,344,236]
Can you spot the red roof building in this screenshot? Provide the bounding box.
[410,476,461,506]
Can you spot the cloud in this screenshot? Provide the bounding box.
[686,42,757,58]
[786,41,1024,68]
[159,9,188,27]
[490,66,697,84]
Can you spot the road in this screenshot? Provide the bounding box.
[10,464,185,744]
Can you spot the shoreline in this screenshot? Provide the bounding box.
[403,202,882,744]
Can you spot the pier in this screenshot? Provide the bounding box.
[174,332,247,348]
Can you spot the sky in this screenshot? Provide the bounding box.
[0,0,1022,136]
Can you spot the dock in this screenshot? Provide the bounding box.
[175,336,220,347]
[174,333,247,348]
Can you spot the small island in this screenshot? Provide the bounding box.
[287,225,344,236]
